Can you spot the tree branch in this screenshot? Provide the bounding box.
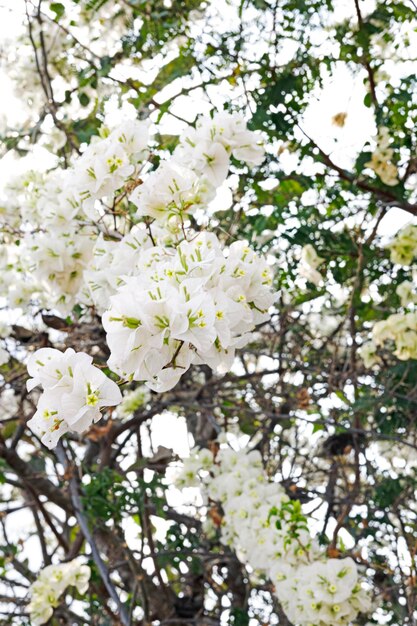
[55,444,130,626]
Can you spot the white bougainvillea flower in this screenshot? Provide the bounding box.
[28,558,91,625]
[173,111,264,189]
[130,161,213,221]
[309,558,358,604]
[372,311,417,361]
[27,393,70,449]
[194,111,265,166]
[365,126,398,187]
[359,341,381,368]
[297,243,324,286]
[26,347,92,392]
[396,279,417,307]
[26,348,122,448]
[69,118,150,217]
[60,360,123,431]
[387,223,417,266]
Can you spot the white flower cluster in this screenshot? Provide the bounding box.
[131,111,264,223]
[361,266,417,367]
[0,388,18,421]
[1,169,91,312]
[8,121,147,225]
[28,558,90,626]
[102,232,276,392]
[387,224,417,266]
[0,111,265,317]
[275,557,371,626]
[81,226,153,314]
[0,121,150,313]
[297,244,324,286]
[26,348,122,448]
[365,127,398,187]
[131,161,213,223]
[175,446,214,489]
[118,385,151,417]
[372,312,417,361]
[177,446,371,626]
[26,227,95,313]
[15,168,82,231]
[359,341,381,368]
[396,279,417,307]
[2,111,272,447]
[178,110,265,171]
[69,120,150,217]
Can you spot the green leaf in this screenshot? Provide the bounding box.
[230,608,250,626]
[312,422,324,433]
[50,2,65,19]
[363,92,373,108]
[78,92,90,107]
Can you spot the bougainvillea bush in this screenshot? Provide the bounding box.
[0,0,417,624]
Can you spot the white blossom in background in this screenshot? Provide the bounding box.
[364,263,417,364]
[26,348,122,448]
[365,127,399,187]
[396,279,417,307]
[1,170,43,227]
[0,345,10,366]
[298,243,324,286]
[102,232,276,391]
[174,447,214,488]
[0,194,21,230]
[1,169,82,232]
[118,385,151,417]
[28,558,91,625]
[0,234,42,309]
[175,445,372,626]
[387,224,417,265]
[1,169,95,314]
[41,127,67,153]
[0,322,12,340]
[25,227,95,313]
[359,341,381,368]
[372,312,417,361]
[0,388,19,421]
[32,169,83,231]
